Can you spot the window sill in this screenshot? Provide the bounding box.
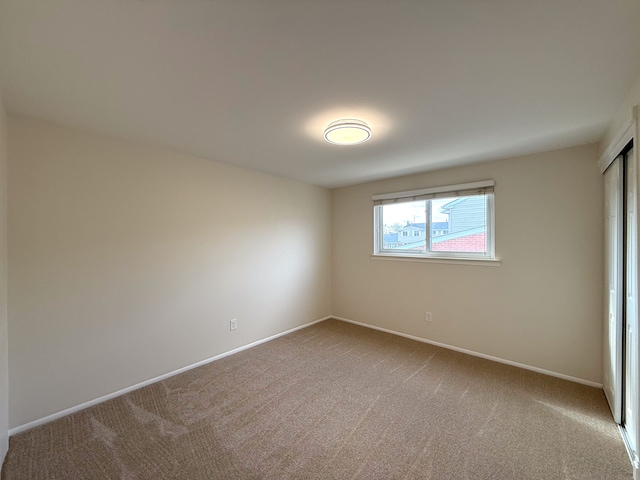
[370,254,501,267]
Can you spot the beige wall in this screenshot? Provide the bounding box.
[332,144,603,383]
[7,115,332,429]
[0,95,8,462]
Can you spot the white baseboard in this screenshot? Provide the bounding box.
[9,316,332,436]
[10,314,602,435]
[332,316,603,388]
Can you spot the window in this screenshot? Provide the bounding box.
[373,180,495,260]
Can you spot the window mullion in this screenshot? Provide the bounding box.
[485,195,490,256]
[425,200,432,254]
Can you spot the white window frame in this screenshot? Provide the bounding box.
[372,180,496,262]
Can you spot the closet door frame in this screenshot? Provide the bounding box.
[600,106,639,477]
[625,143,638,461]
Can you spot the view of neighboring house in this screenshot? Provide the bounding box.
[383,232,402,248]
[433,196,486,252]
[432,221,449,236]
[382,196,486,252]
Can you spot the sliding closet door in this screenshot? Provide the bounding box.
[604,156,624,423]
[625,146,639,456]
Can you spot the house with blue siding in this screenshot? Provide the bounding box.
[440,196,486,234]
[382,221,450,249]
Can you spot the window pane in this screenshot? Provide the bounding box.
[380,201,426,252]
[430,195,486,253]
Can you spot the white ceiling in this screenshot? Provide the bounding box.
[1,1,639,188]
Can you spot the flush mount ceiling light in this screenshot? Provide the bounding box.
[323,119,372,145]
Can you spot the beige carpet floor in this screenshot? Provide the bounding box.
[1,319,633,479]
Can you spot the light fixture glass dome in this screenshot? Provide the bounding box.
[324,119,372,145]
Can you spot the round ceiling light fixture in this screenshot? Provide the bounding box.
[323,118,372,145]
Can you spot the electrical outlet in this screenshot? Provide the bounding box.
[425,311,432,322]
[230,318,238,331]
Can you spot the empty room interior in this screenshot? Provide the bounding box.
[1,1,640,479]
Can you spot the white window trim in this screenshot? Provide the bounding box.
[370,254,501,267]
[372,180,497,262]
